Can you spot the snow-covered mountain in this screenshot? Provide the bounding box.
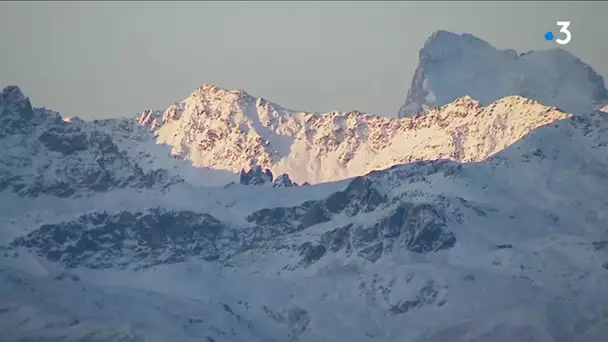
[0,86,187,198]
[136,84,571,185]
[0,86,240,199]
[1,80,608,342]
[398,31,608,117]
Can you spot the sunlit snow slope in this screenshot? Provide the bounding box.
[138,85,570,185]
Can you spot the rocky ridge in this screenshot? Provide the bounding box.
[137,84,570,185]
[11,167,459,270]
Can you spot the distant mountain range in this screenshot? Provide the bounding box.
[1,31,607,342]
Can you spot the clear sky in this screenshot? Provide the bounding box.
[1,1,606,119]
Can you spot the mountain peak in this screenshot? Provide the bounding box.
[399,31,608,117]
[1,85,27,103]
[423,30,493,53]
[197,83,221,92]
[0,85,35,136]
[190,84,256,104]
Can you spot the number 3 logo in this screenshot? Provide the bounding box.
[556,21,571,45]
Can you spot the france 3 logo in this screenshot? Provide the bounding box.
[544,21,571,45]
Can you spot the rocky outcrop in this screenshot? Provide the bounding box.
[238,167,296,187]
[272,173,296,187]
[389,281,444,314]
[38,124,89,155]
[240,166,274,185]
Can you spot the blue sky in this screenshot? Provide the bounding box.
[1,1,606,119]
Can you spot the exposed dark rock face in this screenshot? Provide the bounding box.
[246,176,456,266]
[246,201,317,235]
[349,203,453,263]
[378,203,412,238]
[325,177,388,216]
[298,204,330,229]
[38,124,89,155]
[265,200,455,267]
[320,225,352,253]
[329,202,455,263]
[299,242,326,266]
[352,226,379,249]
[245,176,388,234]
[11,208,226,269]
[357,242,384,262]
[10,161,179,198]
[397,203,456,253]
[12,165,457,269]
